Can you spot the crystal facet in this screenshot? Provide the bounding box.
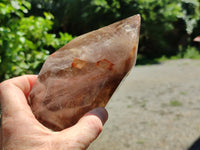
[28,14,141,131]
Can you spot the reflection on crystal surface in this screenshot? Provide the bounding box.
[28,14,141,131]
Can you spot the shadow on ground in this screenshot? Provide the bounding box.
[188,137,200,150]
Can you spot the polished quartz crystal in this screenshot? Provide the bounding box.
[28,14,141,131]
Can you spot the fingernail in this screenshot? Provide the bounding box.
[88,107,108,125]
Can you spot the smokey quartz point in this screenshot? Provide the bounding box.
[28,14,141,131]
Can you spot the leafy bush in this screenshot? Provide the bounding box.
[29,0,200,58]
[156,46,200,61]
[183,46,200,59]
[0,0,73,81]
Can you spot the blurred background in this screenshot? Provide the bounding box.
[0,0,200,81]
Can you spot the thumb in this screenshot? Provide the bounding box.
[60,107,108,149]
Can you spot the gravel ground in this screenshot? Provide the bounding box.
[88,59,200,150]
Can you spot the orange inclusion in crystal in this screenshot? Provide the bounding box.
[71,58,86,69]
[96,59,114,70]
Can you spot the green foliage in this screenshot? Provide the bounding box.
[0,0,73,81]
[29,0,200,58]
[171,45,200,60]
[156,46,200,63]
[182,46,200,59]
[170,100,182,107]
[181,0,200,34]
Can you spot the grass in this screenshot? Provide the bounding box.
[137,140,145,145]
[170,100,182,107]
[136,46,200,65]
[180,91,187,95]
[161,100,182,107]
[127,104,133,108]
[159,46,200,61]
[182,46,200,59]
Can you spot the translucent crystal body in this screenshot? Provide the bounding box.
[28,14,141,131]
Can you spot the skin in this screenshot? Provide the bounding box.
[0,75,108,150]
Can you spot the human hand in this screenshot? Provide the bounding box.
[0,75,108,150]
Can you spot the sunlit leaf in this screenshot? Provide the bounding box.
[11,1,20,10]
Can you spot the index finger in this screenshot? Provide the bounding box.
[1,75,37,96]
[0,75,37,116]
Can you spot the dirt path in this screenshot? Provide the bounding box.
[88,59,200,150]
